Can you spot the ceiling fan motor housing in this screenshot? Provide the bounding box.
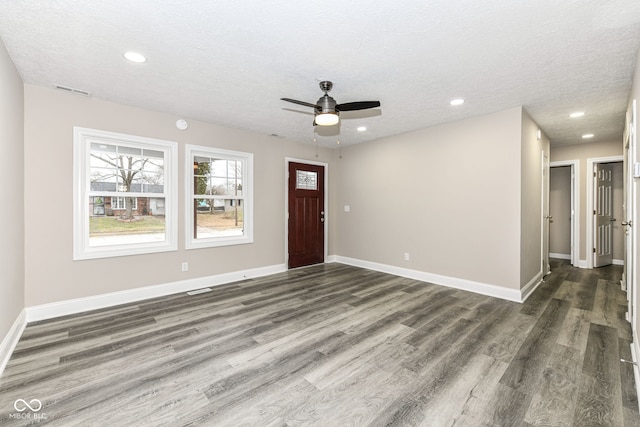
[317,95,338,114]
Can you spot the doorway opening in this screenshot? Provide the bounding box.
[549,160,579,267]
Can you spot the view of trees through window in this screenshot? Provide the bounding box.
[193,156,244,238]
[89,142,167,246]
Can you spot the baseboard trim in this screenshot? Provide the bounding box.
[26,263,287,323]
[334,256,522,303]
[576,259,589,269]
[613,259,624,266]
[520,271,544,303]
[631,329,640,414]
[0,309,27,377]
[549,253,571,260]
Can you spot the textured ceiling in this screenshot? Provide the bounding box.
[1,0,640,147]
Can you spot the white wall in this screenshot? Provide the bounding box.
[335,107,524,291]
[0,38,25,347]
[23,85,336,307]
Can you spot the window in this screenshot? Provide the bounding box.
[73,127,178,260]
[186,145,253,249]
[111,197,138,210]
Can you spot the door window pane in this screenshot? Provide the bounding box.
[296,170,318,190]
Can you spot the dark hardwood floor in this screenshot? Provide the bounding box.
[1,259,638,426]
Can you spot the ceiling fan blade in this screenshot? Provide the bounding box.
[281,98,319,109]
[335,101,381,111]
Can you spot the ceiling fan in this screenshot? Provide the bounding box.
[281,81,380,126]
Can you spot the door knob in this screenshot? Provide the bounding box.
[622,221,632,227]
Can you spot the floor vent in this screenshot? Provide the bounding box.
[187,288,213,296]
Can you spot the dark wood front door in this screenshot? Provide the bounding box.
[288,162,325,268]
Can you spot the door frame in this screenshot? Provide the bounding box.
[586,155,624,269]
[550,160,579,267]
[284,157,329,267]
[542,151,550,276]
[624,98,637,326]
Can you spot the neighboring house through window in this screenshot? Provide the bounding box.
[186,144,253,249]
[73,127,178,260]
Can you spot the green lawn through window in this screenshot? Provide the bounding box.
[90,216,166,235]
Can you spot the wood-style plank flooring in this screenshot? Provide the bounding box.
[1,259,638,426]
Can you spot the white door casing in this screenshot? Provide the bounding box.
[625,99,637,327]
[543,152,550,275]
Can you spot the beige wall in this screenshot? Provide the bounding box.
[520,109,550,286]
[551,140,623,262]
[549,166,572,256]
[24,85,336,306]
[0,38,25,338]
[335,107,523,290]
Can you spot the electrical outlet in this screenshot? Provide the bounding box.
[181,262,189,272]
[404,253,410,261]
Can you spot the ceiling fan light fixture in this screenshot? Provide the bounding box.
[315,112,339,126]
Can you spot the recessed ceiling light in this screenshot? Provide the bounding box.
[450,98,465,106]
[582,133,594,139]
[123,51,147,63]
[357,126,367,132]
[570,111,585,118]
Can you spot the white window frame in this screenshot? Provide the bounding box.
[73,127,178,260]
[111,196,138,211]
[185,144,253,249]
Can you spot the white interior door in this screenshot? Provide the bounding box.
[594,163,614,267]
